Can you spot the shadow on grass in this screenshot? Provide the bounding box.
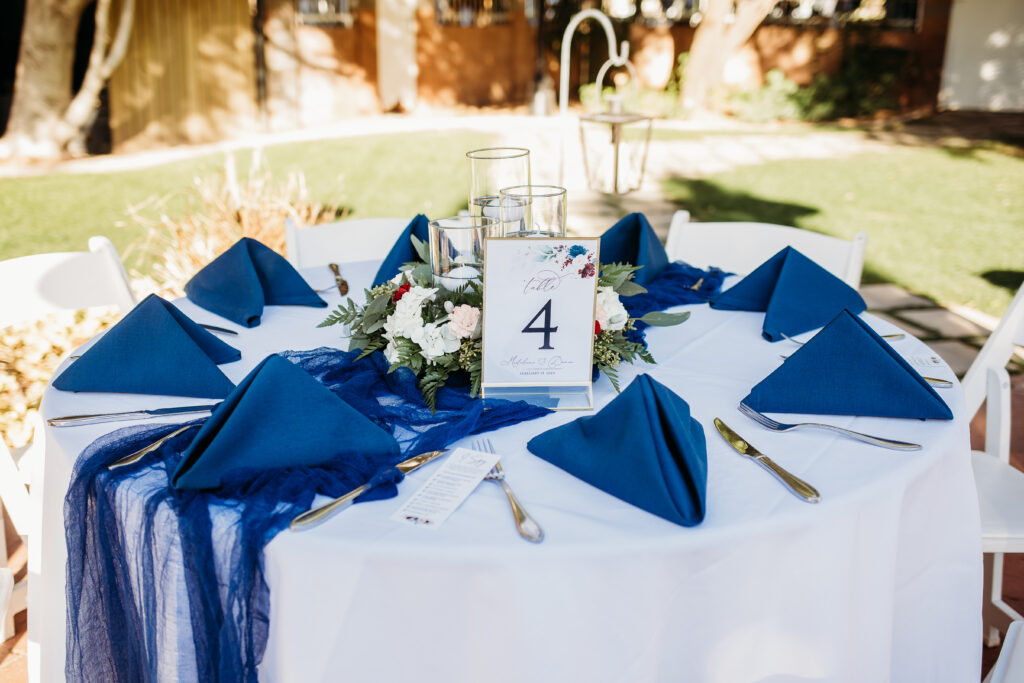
[983,270,1024,293]
[660,176,909,291]
[662,177,819,226]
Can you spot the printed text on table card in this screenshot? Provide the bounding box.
[391,448,501,529]
[481,238,599,387]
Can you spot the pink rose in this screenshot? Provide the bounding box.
[447,304,481,339]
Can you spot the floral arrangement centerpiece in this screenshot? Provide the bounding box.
[319,236,689,410]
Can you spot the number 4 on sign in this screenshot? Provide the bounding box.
[523,299,558,350]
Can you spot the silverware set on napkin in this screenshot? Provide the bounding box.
[777,330,954,388]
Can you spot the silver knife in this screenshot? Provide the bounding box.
[328,263,349,296]
[198,323,238,336]
[47,404,219,427]
[290,449,448,531]
[714,418,821,504]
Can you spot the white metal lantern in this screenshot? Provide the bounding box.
[557,9,652,196]
[578,60,653,195]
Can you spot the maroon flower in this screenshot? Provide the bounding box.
[392,282,411,302]
[579,263,596,278]
[594,320,602,336]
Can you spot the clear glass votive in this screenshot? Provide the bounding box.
[467,148,531,218]
[428,216,498,290]
[498,185,567,238]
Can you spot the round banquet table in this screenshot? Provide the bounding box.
[38,259,983,683]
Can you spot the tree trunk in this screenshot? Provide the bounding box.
[681,0,732,114]
[682,0,777,115]
[1,0,133,161]
[1,0,89,159]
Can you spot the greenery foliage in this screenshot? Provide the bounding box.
[319,258,689,410]
[728,43,917,123]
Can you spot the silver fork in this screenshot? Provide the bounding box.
[473,438,544,543]
[781,331,905,344]
[737,403,921,451]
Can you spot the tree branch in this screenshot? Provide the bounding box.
[727,0,778,50]
[57,0,135,148]
[102,0,134,75]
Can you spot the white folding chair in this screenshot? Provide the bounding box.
[961,283,1024,647]
[664,210,868,289]
[985,620,1024,683]
[0,236,136,680]
[285,217,411,269]
[0,236,136,328]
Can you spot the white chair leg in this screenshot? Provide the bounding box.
[0,567,12,642]
[985,553,1022,647]
[0,503,11,641]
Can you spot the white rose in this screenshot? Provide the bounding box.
[596,286,628,331]
[383,304,423,340]
[410,322,461,363]
[571,254,589,271]
[447,304,481,340]
[595,301,609,331]
[383,340,401,364]
[383,286,437,341]
[401,286,437,310]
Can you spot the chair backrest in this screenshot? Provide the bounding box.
[664,211,868,288]
[285,217,410,269]
[0,236,137,328]
[962,282,1024,418]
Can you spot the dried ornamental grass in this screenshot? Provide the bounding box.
[127,151,347,295]
[1,152,345,449]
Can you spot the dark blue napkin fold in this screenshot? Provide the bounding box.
[743,309,953,419]
[527,374,707,526]
[184,237,326,328]
[371,214,430,287]
[710,246,866,341]
[53,294,238,399]
[172,354,401,490]
[599,213,669,286]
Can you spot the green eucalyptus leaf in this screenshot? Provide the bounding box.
[410,263,433,284]
[638,310,691,327]
[410,234,430,263]
[615,280,647,297]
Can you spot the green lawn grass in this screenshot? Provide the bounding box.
[0,130,492,263]
[661,145,1024,317]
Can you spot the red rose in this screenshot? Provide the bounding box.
[392,282,411,302]
[594,320,602,336]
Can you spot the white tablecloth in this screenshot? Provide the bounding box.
[39,260,983,682]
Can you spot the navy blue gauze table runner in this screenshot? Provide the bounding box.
[63,348,550,683]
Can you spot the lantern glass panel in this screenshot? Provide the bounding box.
[578,112,653,195]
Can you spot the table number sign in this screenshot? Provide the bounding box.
[481,237,599,410]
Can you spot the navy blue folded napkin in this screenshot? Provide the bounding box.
[53,294,238,399]
[184,237,326,328]
[527,374,707,526]
[172,354,401,490]
[372,214,430,287]
[744,309,953,419]
[710,246,866,341]
[599,213,669,286]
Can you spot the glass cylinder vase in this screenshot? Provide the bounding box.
[467,147,531,219]
[497,185,567,238]
[428,216,498,290]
